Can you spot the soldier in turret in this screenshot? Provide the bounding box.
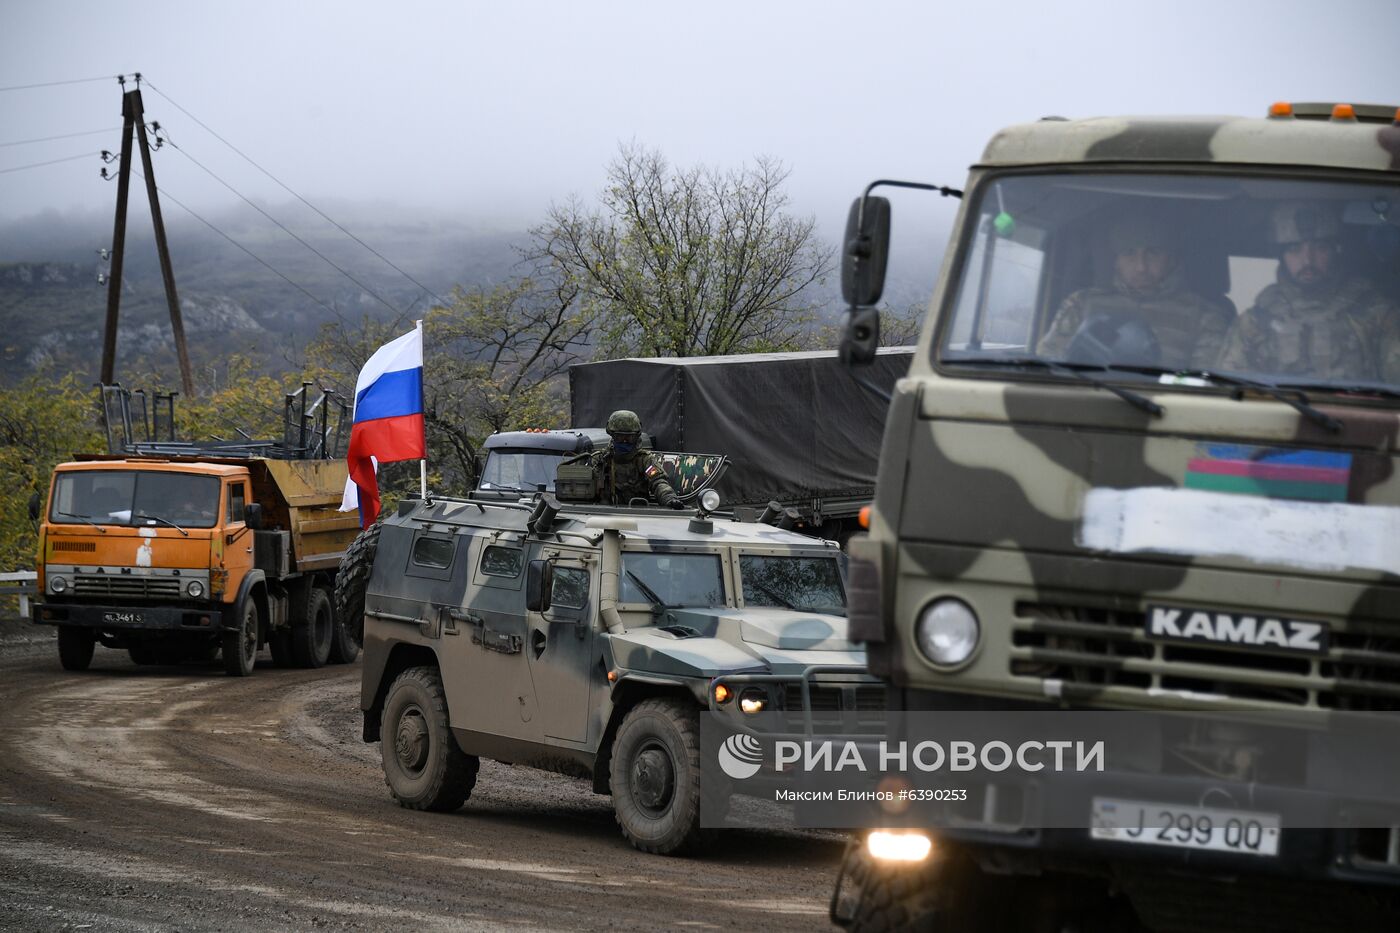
[579,410,681,508]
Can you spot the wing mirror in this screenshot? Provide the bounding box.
[28,492,41,523]
[526,559,554,613]
[245,502,264,530]
[841,195,891,309]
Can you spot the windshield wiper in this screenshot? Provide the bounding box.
[625,569,679,614]
[749,580,799,611]
[132,512,189,537]
[1103,365,1343,434]
[950,356,1164,417]
[56,510,106,533]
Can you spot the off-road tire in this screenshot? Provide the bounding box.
[222,598,258,677]
[840,842,942,932]
[335,520,381,647]
[57,627,95,671]
[291,586,333,668]
[380,666,479,812]
[327,615,360,664]
[609,698,711,855]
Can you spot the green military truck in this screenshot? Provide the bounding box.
[832,103,1400,931]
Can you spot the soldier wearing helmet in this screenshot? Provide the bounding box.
[579,410,681,508]
[1217,201,1397,380]
[1038,214,1232,369]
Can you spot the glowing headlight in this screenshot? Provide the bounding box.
[915,598,980,667]
[699,489,721,513]
[186,579,205,598]
[867,830,932,863]
[49,575,68,594]
[739,689,767,714]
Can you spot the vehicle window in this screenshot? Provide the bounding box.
[227,482,246,524]
[478,451,566,492]
[620,553,724,607]
[740,555,847,615]
[941,173,1400,395]
[551,566,590,610]
[49,471,221,529]
[480,545,523,578]
[412,536,455,569]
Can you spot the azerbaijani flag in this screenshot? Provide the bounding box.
[1184,443,1352,503]
[339,324,426,528]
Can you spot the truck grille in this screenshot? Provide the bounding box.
[73,573,183,599]
[783,684,887,719]
[1011,603,1400,712]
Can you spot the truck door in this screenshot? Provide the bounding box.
[524,545,597,743]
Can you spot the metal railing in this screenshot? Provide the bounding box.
[0,571,38,617]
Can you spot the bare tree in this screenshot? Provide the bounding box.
[530,144,832,358]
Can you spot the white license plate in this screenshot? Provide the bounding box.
[1090,797,1280,857]
[103,610,144,625]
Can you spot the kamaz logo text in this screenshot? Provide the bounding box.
[1146,605,1329,655]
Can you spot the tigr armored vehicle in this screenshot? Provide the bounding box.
[340,492,872,854]
[833,103,1400,930]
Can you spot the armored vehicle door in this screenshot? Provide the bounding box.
[436,533,544,743]
[524,544,597,744]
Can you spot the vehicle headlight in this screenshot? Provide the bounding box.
[867,830,933,863]
[186,579,205,598]
[739,689,767,714]
[915,598,980,667]
[699,489,721,513]
[49,575,68,594]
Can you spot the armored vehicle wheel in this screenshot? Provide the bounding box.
[380,666,479,812]
[335,520,381,648]
[609,698,710,855]
[222,599,258,677]
[328,616,359,665]
[57,628,95,671]
[291,587,333,668]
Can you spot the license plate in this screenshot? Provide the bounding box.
[1090,797,1280,857]
[102,610,144,625]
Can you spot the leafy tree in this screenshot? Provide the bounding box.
[530,144,832,358]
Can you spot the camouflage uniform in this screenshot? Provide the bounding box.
[1037,267,1233,369]
[1215,271,1396,381]
[583,448,678,506]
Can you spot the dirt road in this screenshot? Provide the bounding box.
[0,628,844,931]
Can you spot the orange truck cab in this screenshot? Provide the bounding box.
[34,455,359,676]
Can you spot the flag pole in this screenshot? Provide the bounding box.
[417,318,428,501]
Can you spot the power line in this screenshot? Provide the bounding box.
[0,127,120,148]
[129,167,340,317]
[156,134,405,314]
[144,80,454,310]
[0,75,124,93]
[0,152,98,175]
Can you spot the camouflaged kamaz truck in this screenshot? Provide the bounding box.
[336,492,872,854]
[831,103,1400,931]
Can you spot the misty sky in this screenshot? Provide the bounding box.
[2,0,1397,244]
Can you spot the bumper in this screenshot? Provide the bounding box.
[33,601,227,632]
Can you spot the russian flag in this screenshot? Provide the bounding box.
[338,325,426,528]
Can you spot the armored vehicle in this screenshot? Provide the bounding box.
[32,384,360,675]
[339,491,872,854]
[832,103,1400,930]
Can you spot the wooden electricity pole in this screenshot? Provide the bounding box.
[100,82,195,395]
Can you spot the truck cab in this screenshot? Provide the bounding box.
[835,104,1400,930]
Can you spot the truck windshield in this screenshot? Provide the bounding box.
[50,471,222,529]
[740,554,847,616]
[478,451,564,492]
[941,173,1400,397]
[620,553,724,607]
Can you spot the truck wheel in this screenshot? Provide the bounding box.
[222,599,259,677]
[328,615,360,664]
[291,586,333,668]
[57,628,95,671]
[380,666,479,812]
[335,520,381,647]
[609,698,711,855]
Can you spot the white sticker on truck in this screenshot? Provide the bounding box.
[1078,487,1400,575]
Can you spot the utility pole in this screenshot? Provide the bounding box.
[99,78,195,395]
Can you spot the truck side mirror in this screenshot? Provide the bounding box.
[245,502,263,530]
[839,306,882,367]
[526,559,554,613]
[28,492,41,523]
[841,195,891,308]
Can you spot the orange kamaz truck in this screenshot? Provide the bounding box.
[30,384,361,676]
